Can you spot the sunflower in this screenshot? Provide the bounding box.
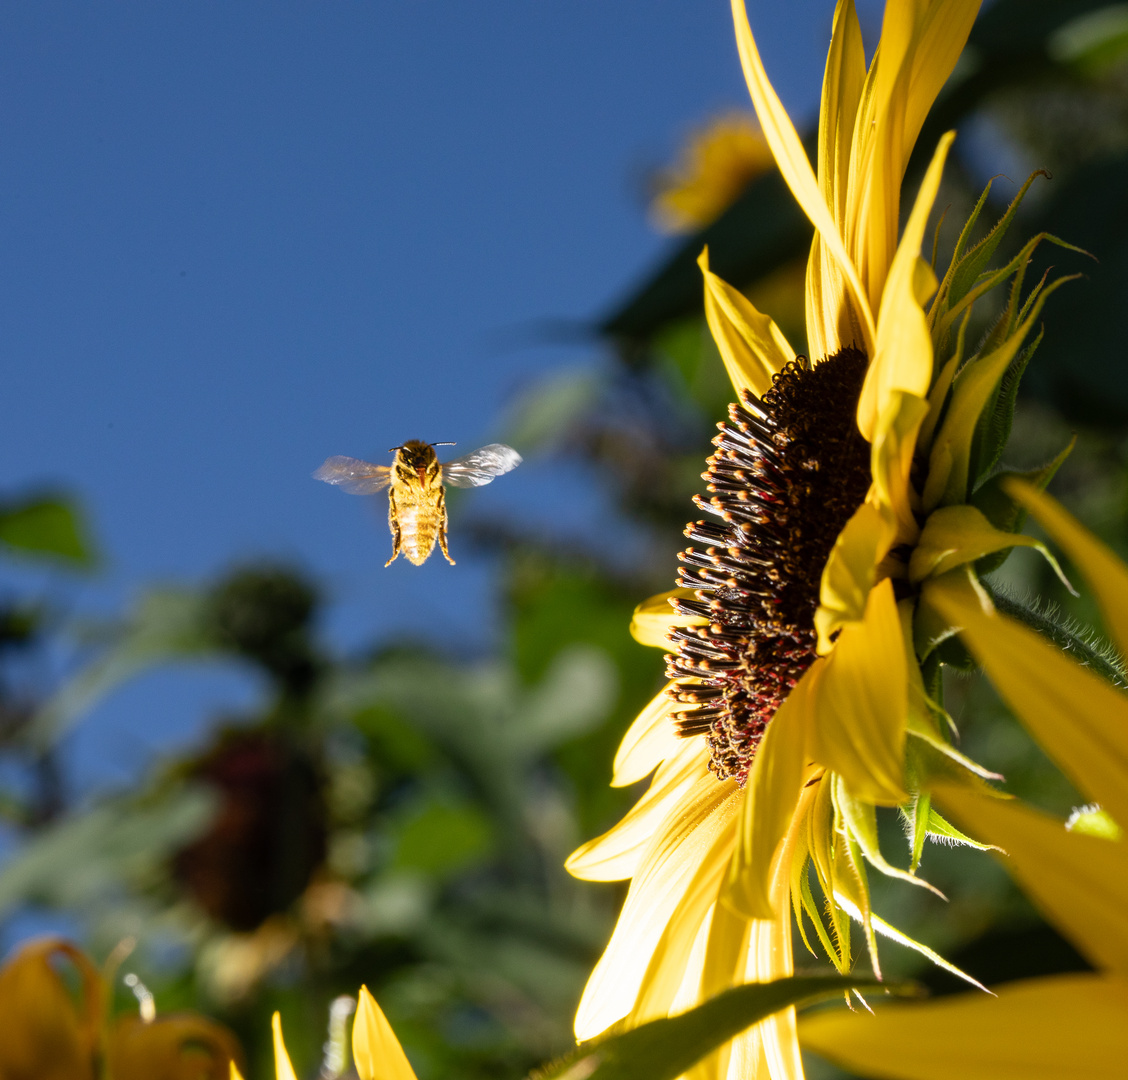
[568,1,1079,1076]
[799,484,1128,1077]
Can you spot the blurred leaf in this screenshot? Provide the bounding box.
[30,589,212,748]
[503,367,604,454]
[0,785,216,918]
[512,644,617,757]
[537,976,889,1080]
[391,798,493,877]
[0,496,95,567]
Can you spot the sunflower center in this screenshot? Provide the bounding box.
[666,346,871,783]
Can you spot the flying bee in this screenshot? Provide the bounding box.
[313,440,522,566]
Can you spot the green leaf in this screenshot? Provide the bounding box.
[534,976,890,1080]
[0,496,95,567]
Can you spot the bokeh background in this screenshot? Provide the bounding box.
[2,1,1128,1077]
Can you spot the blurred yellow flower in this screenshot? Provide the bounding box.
[568,1,1080,1078]
[651,111,774,233]
[0,936,241,1080]
[0,937,102,1080]
[800,484,1128,1076]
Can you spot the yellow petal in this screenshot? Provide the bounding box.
[907,504,1064,585]
[611,684,683,788]
[723,662,817,919]
[925,575,1128,829]
[272,1013,299,1080]
[699,248,793,398]
[353,986,419,1080]
[574,775,741,1039]
[109,1014,241,1080]
[800,973,1128,1079]
[856,131,952,441]
[730,0,875,355]
[815,501,894,653]
[628,823,736,1025]
[630,589,704,648]
[0,938,103,1080]
[808,579,907,805]
[567,739,710,882]
[936,785,1128,976]
[869,390,929,546]
[231,1065,245,1080]
[1005,479,1128,660]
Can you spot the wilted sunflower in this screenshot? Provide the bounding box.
[569,0,1079,1077]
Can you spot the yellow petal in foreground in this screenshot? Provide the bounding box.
[935,785,1128,977]
[808,579,907,805]
[924,573,1128,829]
[799,973,1128,1080]
[699,248,793,399]
[271,1013,299,1080]
[1005,478,1128,659]
[353,986,419,1080]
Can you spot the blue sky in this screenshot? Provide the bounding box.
[0,1,884,790]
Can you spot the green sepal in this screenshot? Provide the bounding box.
[945,172,1046,314]
[534,976,894,1080]
[969,326,1042,488]
[924,806,1001,853]
[971,437,1076,574]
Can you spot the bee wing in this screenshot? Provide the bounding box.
[441,443,523,488]
[313,456,392,494]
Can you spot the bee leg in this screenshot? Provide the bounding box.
[438,492,455,565]
[385,493,401,567]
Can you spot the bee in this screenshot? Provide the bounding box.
[313,440,522,566]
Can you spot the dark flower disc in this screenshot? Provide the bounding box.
[666,346,872,783]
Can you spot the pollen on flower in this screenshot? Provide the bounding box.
[665,347,872,783]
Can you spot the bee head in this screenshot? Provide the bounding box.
[392,440,443,482]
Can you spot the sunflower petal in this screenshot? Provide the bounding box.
[353,986,419,1080]
[799,973,1128,1079]
[1005,479,1128,660]
[699,249,793,398]
[612,685,683,788]
[925,575,1128,829]
[730,0,875,354]
[815,501,894,653]
[870,390,929,545]
[808,579,907,805]
[630,589,705,648]
[271,1014,298,1080]
[856,131,952,441]
[937,785,1128,977]
[723,662,817,919]
[567,740,710,882]
[573,774,741,1039]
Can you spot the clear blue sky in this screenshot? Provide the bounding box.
[0,1,883,790]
